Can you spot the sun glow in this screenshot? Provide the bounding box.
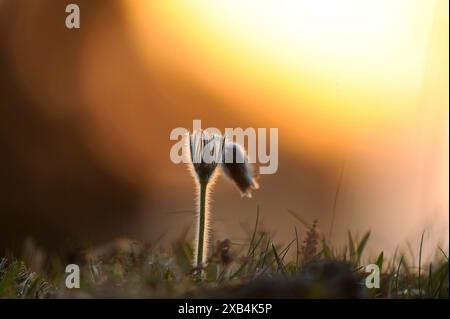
[123,0,445,149]
[192,0,433,81]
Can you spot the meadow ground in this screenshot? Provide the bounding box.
[0,212,448,299]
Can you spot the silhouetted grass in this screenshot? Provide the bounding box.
[0,213,448,299]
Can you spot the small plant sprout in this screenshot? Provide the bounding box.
[187,130,259,278]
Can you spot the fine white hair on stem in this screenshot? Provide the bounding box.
[192,178,216,266]
[186,130,224,273]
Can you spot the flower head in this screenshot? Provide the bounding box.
[189,130,225,184]
[221,141,259,198]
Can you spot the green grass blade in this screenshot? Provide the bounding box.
[375,251,384,273]
[247,206,260,256]
[287,209,311,229]
[271,243,285,274]
[418,230,425,298]
[356,231,371,265]
[438,246,448,261]
[348,231,356,263]
[294,226,300,268]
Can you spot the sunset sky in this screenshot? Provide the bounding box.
[0,0,447,257]
[120,0,448,253]
[124,0,447,150]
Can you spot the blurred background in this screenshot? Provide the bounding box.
[0,0,448,259]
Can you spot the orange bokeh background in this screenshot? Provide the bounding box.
[0,0,447,258]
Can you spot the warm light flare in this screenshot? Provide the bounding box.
[123,0,444,152]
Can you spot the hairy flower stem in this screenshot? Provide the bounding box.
[196,181,208,278]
